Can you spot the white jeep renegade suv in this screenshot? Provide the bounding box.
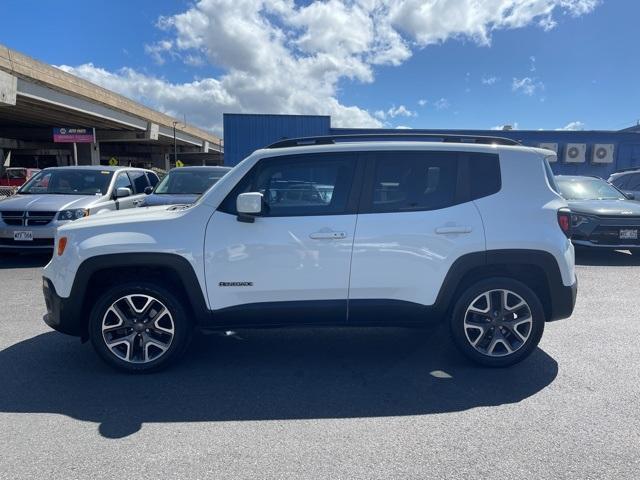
[42,134,577,372]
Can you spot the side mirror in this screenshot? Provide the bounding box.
[115,187,132,198]
[144,186,154,195]
[236,192,263,223]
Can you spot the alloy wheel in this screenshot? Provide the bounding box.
[463,289,533,357]
[101,294,175,364]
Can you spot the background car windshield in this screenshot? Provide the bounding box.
[19,170,114,195]
[154,170,224,194]
[556,177,625,201]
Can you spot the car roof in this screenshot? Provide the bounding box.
[168,166,231,172]
[40,165,150,172]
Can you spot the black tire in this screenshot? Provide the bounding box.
[89,281,193,373]
[450,277,545,367]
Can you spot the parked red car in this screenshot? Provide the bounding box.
[0,167,41,187]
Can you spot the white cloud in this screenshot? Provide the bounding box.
[395,125,412,129]
[557,121,585,130]
[59,0,598,132]
[434,98,450,110]
[529,55,537,72]
[387,105,417,118]
[481,75,499,85]
[512,77,545,96]
[418,99,427,107]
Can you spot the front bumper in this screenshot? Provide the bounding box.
[42,277,84,337]
[0,224,57,250]
[572,216,640,248]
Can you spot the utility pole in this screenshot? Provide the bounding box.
[172,121,178,168]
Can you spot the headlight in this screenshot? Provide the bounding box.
[571,213,596,228]
[58,209,89,221]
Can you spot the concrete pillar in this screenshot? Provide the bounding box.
[0,71,17,106]
[90,142,100,165]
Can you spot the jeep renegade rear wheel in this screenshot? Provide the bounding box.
[89,282,192,373]
[450,278,545,367]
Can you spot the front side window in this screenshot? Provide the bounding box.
[114,172,133,192]
[625,173,640,190]
[19,169,113,195]
[220,154,356,216]
[366,151,458,212]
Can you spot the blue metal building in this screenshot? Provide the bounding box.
[223,113,640,177]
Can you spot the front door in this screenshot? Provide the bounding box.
[204,152,361,325]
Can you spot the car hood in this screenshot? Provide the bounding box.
[566,199,640,216]
[59,204,188,231]
[142,193,199,206]
[0,193,103,211]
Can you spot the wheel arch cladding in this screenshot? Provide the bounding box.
[71,253,209,339]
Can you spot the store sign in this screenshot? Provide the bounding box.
[53,127,95,143]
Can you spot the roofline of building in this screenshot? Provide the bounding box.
[0,44,220,145]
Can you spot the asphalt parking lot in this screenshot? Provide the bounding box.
[1,250,639,479]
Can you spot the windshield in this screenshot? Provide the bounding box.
[556,177,625,201]
[19,169,114,195]
[154,170,225,195]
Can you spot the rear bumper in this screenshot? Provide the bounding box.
[42,277,83,337]
[548,276,578,322]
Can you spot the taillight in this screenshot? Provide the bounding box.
[557,209,571,238]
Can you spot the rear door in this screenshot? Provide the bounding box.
[204,152,361,325]
[348,150,490,323]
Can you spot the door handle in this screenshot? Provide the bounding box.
[309,231,347,240]
[435,226,472,235]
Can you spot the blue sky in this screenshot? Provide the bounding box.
[1,0,637,133]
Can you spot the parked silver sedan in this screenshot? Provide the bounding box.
[0,166,159,251]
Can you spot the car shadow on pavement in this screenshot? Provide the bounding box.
[0,253,51,269]
[0,327,558,439]
[575,248,640,266]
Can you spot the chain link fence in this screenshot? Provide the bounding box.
[0,186,18,199]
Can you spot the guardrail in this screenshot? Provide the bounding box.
[0,186,18,199]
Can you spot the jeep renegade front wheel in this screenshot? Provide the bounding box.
[89,282,192,373]
[450,278,545,367]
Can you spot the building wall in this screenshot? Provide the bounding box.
[223,113,640,177]
[223,113,330,166]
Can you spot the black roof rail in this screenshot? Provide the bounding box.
[266,133,521,149]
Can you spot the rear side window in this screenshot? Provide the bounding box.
[146,172,159,187]
[219,153,357,217]
[365,151,459,213]
[128,171,150,193]
[468,153,501,199]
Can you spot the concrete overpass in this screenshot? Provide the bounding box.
[0,44,222,169]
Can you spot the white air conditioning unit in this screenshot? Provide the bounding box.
[539,143,558,161]
[592,144,614,164]
[565,143,586,163]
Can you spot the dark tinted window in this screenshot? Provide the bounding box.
[469,153,501,199]
[220,154,356,216]
[146,172,159,187]
[610,175,629,189]
[128,170,149,193]
[626,173,640,190]
[366,151,458,212]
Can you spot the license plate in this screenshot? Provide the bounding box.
[619,229,638,240]
[13,231,33,241]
